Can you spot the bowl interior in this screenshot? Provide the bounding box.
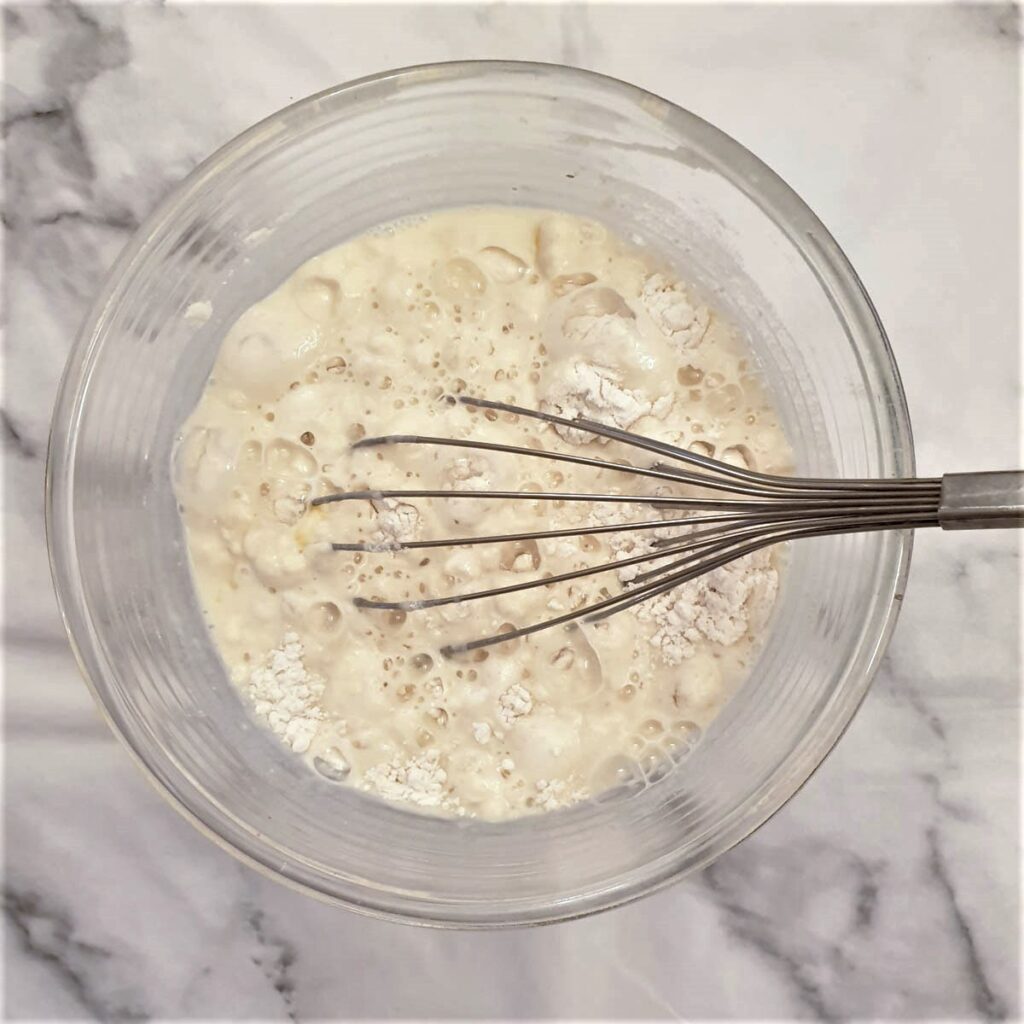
[48,62,912,926]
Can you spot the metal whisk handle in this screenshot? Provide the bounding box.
[939,471,1024,530]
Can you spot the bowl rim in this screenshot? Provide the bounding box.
[45,58,915,927]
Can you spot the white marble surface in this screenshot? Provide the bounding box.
[3,2,1020,1019]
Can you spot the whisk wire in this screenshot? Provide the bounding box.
[316,396,949,653]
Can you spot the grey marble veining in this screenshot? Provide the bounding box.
[3,3,1020,1019]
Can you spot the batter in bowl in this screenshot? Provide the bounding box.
[174,208,793,820]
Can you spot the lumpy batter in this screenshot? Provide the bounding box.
[174,208,792,819]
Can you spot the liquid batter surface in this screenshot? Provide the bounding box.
[174,208,792,819]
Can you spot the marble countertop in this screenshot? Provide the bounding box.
[4,3,1020,1019]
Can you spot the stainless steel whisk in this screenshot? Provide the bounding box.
[312,396,1024,656]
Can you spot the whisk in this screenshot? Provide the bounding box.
[312,396,1023,656]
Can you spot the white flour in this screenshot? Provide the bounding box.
[373,497,421,545]
[361,749,462,813]
[635,550,779,665]
[605,514,780,666]
[641,273,710,347]
[498,684,534,727]
[246,632,325,753]
[541,312,674,443]
[534,778,585,811]
[542,359,671,442]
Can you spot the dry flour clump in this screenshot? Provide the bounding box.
[247,632,325,753]
[635,548,778,665]
[374,498,420,546]
[541,313,673,444]
[361,750,461,813]
[498,684,534,727]
[534,778,587,811]
[594,508,780,667]
[641,274,710,348]
[542,361,671,443]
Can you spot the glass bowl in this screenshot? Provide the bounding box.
[46,61,914,927]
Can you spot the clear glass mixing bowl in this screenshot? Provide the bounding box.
[46,61,914,927]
